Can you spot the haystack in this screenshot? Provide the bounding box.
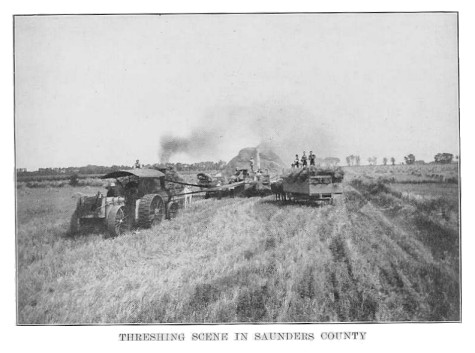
[225,145,285,176]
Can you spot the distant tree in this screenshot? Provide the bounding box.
[367,156,377,166]
[69,173,79,186]
[383,157,388,166]
[346,155,356,166]
[217,160,227,170]
[404,154,416,165]
[390,157,395,166]
[344,155,359,166]
[314,157,325,166]
[324,157,340,167]
[434,153,453,164]
[355,155,361,166]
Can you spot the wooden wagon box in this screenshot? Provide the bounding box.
[283,175,343,197]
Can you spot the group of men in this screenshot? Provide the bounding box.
[292,151,316,168]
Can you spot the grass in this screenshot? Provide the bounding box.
[16,173,460,323]
[344,163,459,184]
[17,178,105,189]
[389,183,459,209]
[16,170,214,189]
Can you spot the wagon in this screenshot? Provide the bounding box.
[282,174,343,204]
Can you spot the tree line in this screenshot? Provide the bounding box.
[345,153,458,166]
[17,160,229,176]
[18,152,459,177]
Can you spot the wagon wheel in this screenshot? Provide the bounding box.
[166,201,179,220]
[331,194,342,206]
[107,205,129,237]
[69,210,80,235]
[138,194,164,228]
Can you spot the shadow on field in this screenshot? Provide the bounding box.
[179,279,272,323]
[63,219,109,239]
[259,199,333,209]
[412,214,459,261]
[348,179,460,321]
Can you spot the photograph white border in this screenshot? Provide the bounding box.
[2,1,474,352]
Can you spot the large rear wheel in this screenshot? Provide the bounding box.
[107,205,129,237]
[138,194,165,228]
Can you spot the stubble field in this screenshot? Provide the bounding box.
[16,164,460,324]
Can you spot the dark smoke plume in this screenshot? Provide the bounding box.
[159,129,219,163]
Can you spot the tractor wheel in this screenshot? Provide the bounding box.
[138,194,164,228]
[166,201,179,220]
[70,211,80,235]
[107,205,129,237]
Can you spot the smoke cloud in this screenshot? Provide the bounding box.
[159,129,220,163]
[158,102,338,165]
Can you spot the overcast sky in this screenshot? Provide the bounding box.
[14,13,459,170]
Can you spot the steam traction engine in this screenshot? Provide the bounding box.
[70,169,180,237]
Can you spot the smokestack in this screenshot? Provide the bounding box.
[256,146,261,171]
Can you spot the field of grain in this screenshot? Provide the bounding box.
[16,165,460,324]
[344,163,459,184]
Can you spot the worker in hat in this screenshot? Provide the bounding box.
[301,151,308,168]
[106,181,116,197]
[309,151,316,166]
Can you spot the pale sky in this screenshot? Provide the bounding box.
[14,13,459,170]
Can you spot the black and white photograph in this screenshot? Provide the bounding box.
[13,11,462,328]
